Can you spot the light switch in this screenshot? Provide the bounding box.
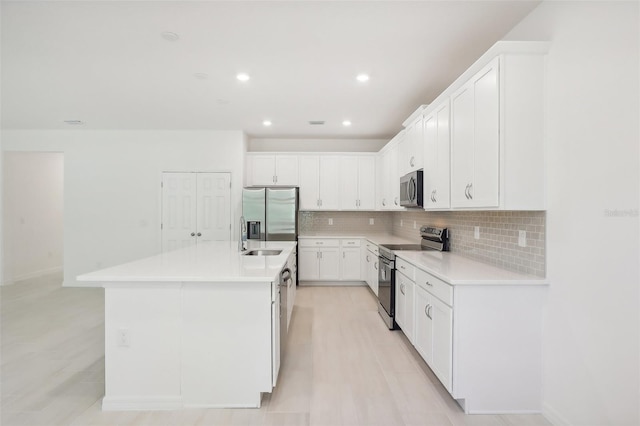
[369,218,374,225]
[328,218,333,225]
[474,226,480,239]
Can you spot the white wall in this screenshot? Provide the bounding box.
[505,2,639,425]
[2,130,246,286]
[2,152,64,284]
[248,137,388,152]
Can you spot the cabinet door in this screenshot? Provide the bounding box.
[370,257,379,296]
[249,155,276,186]
[388,144,401,209]
[319,156,341,210]
[339,156,359,209]
[298,248,319,281]
[451,83,475,208]
[431,296,453,392]
[275,155,299,186]
[318,248,340,280]
[379,150,390,209]
[397,132,409,176]
[340,247,361,281]
[395,273,407,330]
[364,251,373,288]
[404,278,415,344]
[424,102,451,210]
[471,58,499,208]
[357,157,376,209]
[406,117,424,172]
[272,284,280,387]
[298,156,320,210]
[414,285,433,364]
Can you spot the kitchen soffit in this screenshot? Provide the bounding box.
[1,1,541,138]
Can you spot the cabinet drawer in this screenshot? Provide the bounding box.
[298,238,340,248]
[415,268,453,307]
[396,258,415,281]
[365,241,379,256]
[341,239,361,248]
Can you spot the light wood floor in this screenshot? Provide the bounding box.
[1,273,551,426]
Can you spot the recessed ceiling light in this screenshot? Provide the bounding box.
[194,73,208,80]
[236,73,250,82]
[263,120,272,127]
[356,74,370,82]
[63,120,83,125]
[342,120,352,127]
[161,32,179,42]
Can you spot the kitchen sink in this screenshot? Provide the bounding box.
[242,249,282,256]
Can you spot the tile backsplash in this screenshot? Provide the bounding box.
[392,210,546,277]
[299,211,393,234]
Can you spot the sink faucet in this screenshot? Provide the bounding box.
[239,216,247,251]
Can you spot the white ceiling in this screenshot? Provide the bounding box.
[1,1,541,139]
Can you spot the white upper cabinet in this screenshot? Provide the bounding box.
[246,154,298,186]
[339,156,375,210]
[298,155,340,210]
[378,133,404,210]
[451,58,500,208]
[399,106,426,176]
[423,101,451,210]
[446,43,548,210]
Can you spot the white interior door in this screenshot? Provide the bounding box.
[196,173,231,242]
[162,173,197,252]
[162,172,231,252]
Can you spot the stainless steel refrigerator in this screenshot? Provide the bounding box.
[242,187,299,241]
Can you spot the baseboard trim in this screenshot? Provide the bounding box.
[102,396,183,411]
[542,402,571,426]
[10,266,62,283]
[299,281,366,287]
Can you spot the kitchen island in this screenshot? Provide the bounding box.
[75,240,297,411]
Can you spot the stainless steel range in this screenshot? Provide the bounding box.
[377,226,449,329]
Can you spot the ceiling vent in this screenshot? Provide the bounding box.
[308,120,325,125]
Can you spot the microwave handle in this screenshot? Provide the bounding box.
[408,177,416,202]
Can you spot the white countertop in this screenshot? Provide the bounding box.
[74,240,296,287]
[396,250,548,285]
[299,233,416,246]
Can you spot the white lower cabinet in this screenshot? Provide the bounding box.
[414,284,452,392]
[398,254,546,414]
[285,249,297,331]
[394,271,415,344]
[298,239,340,281]
[340,239,362,281]
[363,242,379,296]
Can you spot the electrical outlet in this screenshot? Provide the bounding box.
[369,218,374,225]
[117,328,130,347]
[413,220,417,229]
[400,219,403,227]
[328,218,333,225]
[518,230,527,247]
[474,226,480,239]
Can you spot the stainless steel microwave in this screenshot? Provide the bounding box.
[399,170,423,208]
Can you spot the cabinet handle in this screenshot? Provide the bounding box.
[366,255,370,262]
[316,241,324,245]
[428,305,433,318]
[464,184,470,199]
[394,197,398,206]
[433,189,437,202]
[426,281,432,286]
[410,156,415,167]
[343,252,345,259]
[190,232,196,237]
[319,199,323,207]
[424,304,430,318]
[382,199,386,207]
[468,183,473,200]
[400,265,406,270]
[374,262,378,270]
[197,232,202,237]
[319,251,323,259]
[400,283,405,295]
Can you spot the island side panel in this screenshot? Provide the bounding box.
[181,281,273,407]
[103,284,182,410]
